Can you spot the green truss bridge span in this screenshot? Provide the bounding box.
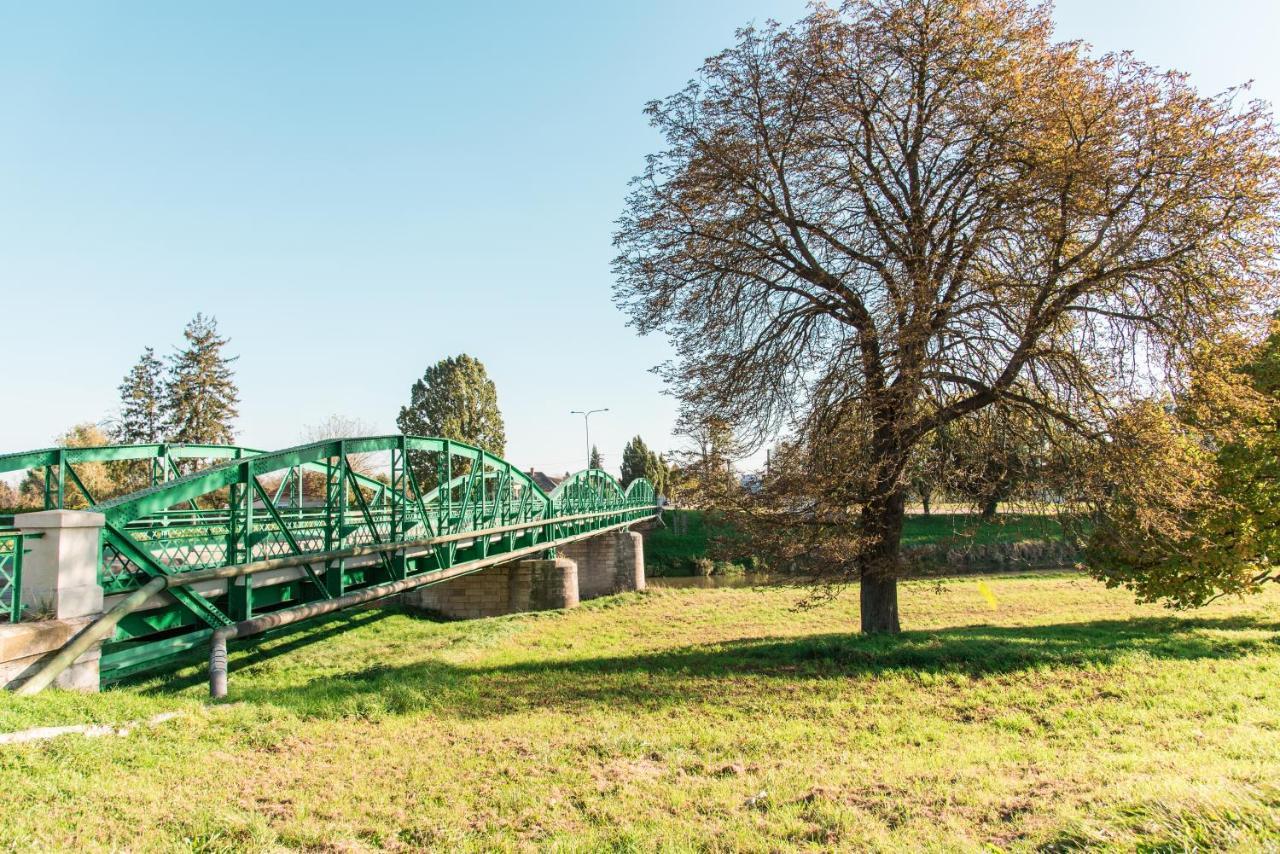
[0,436,660,690]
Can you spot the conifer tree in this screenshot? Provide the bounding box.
[589,445,603,470]
[396,354,506,454]
[114,347,167,444]
[166,314,239,445]
[649,452,670,498]
[620,436,650,487]
[621,435,671,496]
[397,354,506,489]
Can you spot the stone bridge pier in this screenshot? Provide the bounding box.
[557,530,645,600]
[402,529,645,620]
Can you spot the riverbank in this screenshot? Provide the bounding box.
[645,509,1072,576]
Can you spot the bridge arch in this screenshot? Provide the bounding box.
[550,468,627,514]
[94,436,554,586]
[623,477,656,505]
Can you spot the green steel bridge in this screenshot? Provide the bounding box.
[0,437,659,687]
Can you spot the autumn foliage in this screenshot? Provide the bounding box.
[1088,323,1280,606]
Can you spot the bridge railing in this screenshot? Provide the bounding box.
[90,436,658,599]
[0,443,263,510]
[0,529,40,623]
[0,443,395,516]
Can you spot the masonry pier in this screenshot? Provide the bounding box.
[402,528,645,620]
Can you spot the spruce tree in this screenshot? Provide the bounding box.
[114,347,167,443]
[166,314,239,445]
[589,445,603,470]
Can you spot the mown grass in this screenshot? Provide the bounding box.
[1,573,1278,851]
[648,509,1067,575]
[898,512,1065,547]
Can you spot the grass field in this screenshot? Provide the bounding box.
[1,572,1278,851]
[647,509,1067,575]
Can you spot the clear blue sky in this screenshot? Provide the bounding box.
[2,1,1277,475]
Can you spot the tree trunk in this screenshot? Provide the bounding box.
[858,487,906,634]
[860,573,900,634]
[980,495,999,520]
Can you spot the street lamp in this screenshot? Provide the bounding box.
[570,408,609,470]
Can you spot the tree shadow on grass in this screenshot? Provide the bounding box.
[224,614,1279,719]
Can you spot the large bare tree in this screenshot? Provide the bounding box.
[613,0,1280,632]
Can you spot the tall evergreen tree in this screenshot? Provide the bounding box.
[396,354,506,455]
[620,436,650,487]
[589,445,603,470]
[621,435,671,496]
[166,314,239,445]
[397,354,506,489]
[114,347,167,443]
[648,453,670,498]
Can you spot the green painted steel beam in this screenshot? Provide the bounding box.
[94,436,553,526]
[0,443,260,474]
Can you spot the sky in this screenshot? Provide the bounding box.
[2,0,1278,477]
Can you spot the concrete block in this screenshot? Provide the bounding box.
[14,510,106,620]
[401,557,581,620]
[514,557,578,612]
[0,617,101,692]
[402,565,516,619]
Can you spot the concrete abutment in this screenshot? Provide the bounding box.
[401,557,580,619]
[0,510,106,692]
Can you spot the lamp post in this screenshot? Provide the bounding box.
[570,408,608,470]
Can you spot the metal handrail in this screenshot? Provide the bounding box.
[0,529,41,623]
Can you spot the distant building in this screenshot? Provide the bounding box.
[527,469,564,492]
